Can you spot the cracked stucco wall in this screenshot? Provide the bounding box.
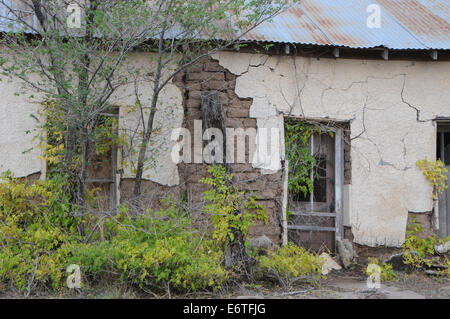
[0,76,43,178]
[213,51,450,247]
[112,52,184,187]
[0,51,184,187]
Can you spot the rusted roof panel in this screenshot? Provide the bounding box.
[243,6,333,46]
[377,0,450,49]
[242,0,450,50]
[1,0,449,50]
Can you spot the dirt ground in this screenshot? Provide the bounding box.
[222,269,450,299]
[1,268,449,299]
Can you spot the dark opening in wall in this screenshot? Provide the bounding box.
[437,122,450,238]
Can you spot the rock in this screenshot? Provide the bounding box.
[336,238,357,268]
[384,252,416,271]
[319,252,342,275]
[435,241,450,254]
[249,235,276,251]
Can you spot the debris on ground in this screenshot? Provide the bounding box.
[320,253,342,275]
[336,238,358,268]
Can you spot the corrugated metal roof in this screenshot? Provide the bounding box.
[1,0,449,50]
[243,0,450,50]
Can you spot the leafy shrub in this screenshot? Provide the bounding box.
[0,173,79,292]
[200,165,267,249]
[257,243,323,290]
[0,176,229,295]
[69,208,229,292]
[402,218,449,277]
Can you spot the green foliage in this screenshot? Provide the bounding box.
[284,119,332,197]
[200,165,267,249]
[0,170,328,295]
[402,218,450,277]
[69,211,229,292]
[0,176,228,294]
[416,158,448,199]
[366,258,398,282]
[256,243,324,290]
[0,173,80,292]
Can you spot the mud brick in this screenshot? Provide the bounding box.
[188,91,202,100]
[225,72,236,81]
[202,80,228,91]
[204,61,223,72]
[226,118,244,128]
[243,118,257,127]
[185,81,201,91]
[227,107,249,118]
[186,98,201,109]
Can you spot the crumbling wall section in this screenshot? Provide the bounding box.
[179,57,283,244]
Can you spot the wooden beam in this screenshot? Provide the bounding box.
[291,212,336,217]
[288,225,336,232]
[334,128,344,241]
[281,160,289,245]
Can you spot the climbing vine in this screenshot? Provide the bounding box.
[284,119,332,198]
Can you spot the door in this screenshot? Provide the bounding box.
[286,127,344,252]
[437,124,450,238]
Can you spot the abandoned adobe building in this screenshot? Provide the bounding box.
[1,0,450,253]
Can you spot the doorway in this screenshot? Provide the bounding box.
[285,120,344,252]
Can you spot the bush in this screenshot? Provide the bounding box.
[200,165,267,249]
[0,176,229,295]
[402,218,449,277]
[0,173,79,292]
[256,243,323,290]
[0,169,326,296]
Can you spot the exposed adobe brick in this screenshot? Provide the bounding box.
[227,107,249,118]
[201,80,228,91]
[186,72,225,82]
[204,61,223,72]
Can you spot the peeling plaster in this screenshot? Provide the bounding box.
[214,51,450,247]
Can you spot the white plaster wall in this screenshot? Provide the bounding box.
[112,52,184,187]
[0,78,43,178]
[214,51,450,247]
[0,50,184,187]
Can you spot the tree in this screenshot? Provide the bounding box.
[0,0,292,267]
[0,0,164,224]
[123,0,291,208]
